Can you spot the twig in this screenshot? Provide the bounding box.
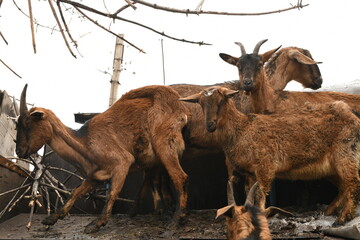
[41,182,71,196]
[61,0,211,47]
[0,31,8,45]
[0,178,29,219]
[132,0,309,16]
[124,0,137,10]
[74,6,146,53]
[27,0,36,53]
[0,59,22,78]
[47,166,84,181]
[48,0,76,58]
[0,183,32,198]
[56,1,78,48]
[8,185,31,212]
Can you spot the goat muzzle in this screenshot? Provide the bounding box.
[242,78,254,92]
[206,120,217,132]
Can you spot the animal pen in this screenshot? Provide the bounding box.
[0,87,359,240]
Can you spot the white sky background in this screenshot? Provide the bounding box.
[1,0,360,128]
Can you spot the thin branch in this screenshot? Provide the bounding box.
[60,0,211,46]
[0,183,32,198]
[73,6,146,53]
[132,0,309,16]
[0,31,8,45]
[56,1,78,48]
[124,0,137,10]
[48,0,77,58]
[27,0,36,53]
[0,59,22,78]
[113,4,133,15]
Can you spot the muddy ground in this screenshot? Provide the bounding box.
[0,205,358,240]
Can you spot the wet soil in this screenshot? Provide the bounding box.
[0,206,357,240]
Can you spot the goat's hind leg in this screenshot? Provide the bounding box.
[42,179,99,226]
[332,158,360,226]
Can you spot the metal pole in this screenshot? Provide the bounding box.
[109,34,124,107]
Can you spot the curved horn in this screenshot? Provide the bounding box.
[235,42,246,56]
[244,182,259,206]
[227,180,235,205]
[20,84,28,115]
[253,39,268,54]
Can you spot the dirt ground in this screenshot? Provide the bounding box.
[0,205,358,240]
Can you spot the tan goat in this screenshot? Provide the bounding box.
[15,84,189,233]
[180,86,360,225]
[219,40,360,115]
[171,41,323,181]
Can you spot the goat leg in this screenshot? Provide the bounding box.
[84,163,132,234]
[42,179,98,226]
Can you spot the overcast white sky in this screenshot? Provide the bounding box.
[1,0,360,128]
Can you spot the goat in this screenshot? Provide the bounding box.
[217,182,272,240]
[15,84,189,233]
[220,40,360,205]
[219,40,360,115]
[216,181,292,240]
[180,86,360,225]
[172,41,323,198]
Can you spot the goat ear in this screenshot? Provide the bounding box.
[216,205,235,219]
[262,46,281,63]
[30,110,45,121]
[225,89,239,99]
[264,206,294,218]
[219,53,238,66]
[179,93,201,103]
[288,49,321,65]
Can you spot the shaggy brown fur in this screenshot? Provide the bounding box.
[219,43,360,116]
[215,182,291,240]
[180,86,360,225]
[171,44,323,184]
[16,84,189,233]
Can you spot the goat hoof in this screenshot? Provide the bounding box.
[41,215,58,226]
[84,221,100,234]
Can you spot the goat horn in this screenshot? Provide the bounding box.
[20,84,28,115]
[227,180,236,205]
[244,181,259,206]
[253,39,268,54]
[235,42,246,56]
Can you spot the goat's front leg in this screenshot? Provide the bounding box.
[42,179,99,226]
[254,168,275,210]
[84,161,133,234]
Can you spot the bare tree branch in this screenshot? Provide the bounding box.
[74,6,146,53]
[62,0,211,47]
[0,59,22,78]
[124,0,137,10]
[27,0,36,53]
[132,0,309,16]
[0,31,8,45]
[48,0,77,58]
[57,1,78,48]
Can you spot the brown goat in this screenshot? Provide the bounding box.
[219,40,360,115]
[171,41,323,196]
[216,182,272,240]
[216,181,292,240]
[180,86,360,225]
[15,84,189,233]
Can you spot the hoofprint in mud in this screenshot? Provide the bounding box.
[0,206,358,239]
